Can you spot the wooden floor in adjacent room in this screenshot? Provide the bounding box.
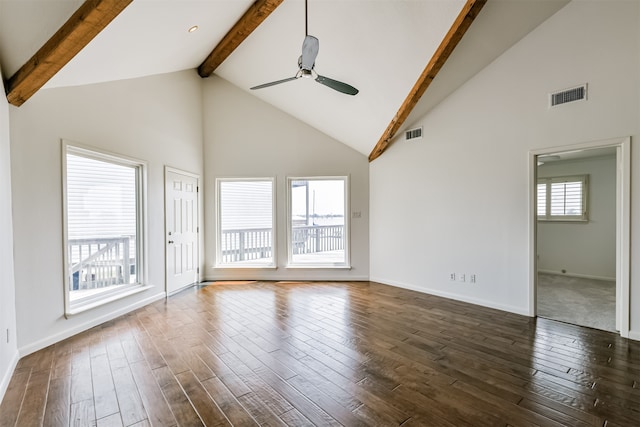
[2,281,640,426]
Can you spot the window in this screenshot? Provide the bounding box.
[63,143,147,314]
[537,175,588,221]
[287,177,349,267]
[216,178,275,267]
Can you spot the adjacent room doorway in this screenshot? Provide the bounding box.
[165,167,200,294]
[529,137,630,338]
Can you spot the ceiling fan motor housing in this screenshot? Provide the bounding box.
[301,35,319,71]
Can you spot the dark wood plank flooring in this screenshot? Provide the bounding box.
[1,281,640,426]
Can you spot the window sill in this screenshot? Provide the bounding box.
[538,219,589,223]
[213,265,278,270]
[66,285,153,317]
[286,265,352,270]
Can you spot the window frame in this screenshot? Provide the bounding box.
[214,177,277,269]
[537,174,589,222]
[62,141,149,316]
[286,176,351,269]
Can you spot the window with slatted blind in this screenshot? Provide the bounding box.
[537,175,588,221]
[215,178,275,267]
[63,142,147,314]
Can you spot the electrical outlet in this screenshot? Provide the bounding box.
[449,273,456,281]
[458,273,466,283]
[352,211,362,219]
[470,274,476,283]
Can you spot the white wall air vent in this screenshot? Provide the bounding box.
[405,127,423,141]
[550,84,587,107]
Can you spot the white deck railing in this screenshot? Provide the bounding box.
[68,236,133,290]
[220,224,344,263]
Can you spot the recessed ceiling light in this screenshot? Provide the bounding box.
[188,25,199,33]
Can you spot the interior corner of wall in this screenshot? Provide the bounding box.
[0,348,20,403]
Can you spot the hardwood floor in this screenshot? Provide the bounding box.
[2,281,640,426]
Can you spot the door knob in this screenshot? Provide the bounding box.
[168,240,174,244]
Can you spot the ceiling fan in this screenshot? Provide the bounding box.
[250,0,359,96]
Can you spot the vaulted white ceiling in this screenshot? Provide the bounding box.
[0,0,569,157]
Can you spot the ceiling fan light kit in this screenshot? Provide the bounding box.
[250,0,358,96]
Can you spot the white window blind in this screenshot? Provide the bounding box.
[550,181,582,216]
[537,175,588,221]
[67,154,137,243]
[536,183,546,217]
[216,179,275,267]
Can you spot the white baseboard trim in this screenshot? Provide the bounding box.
[538,270,615,282]
[627,330,640,341]
[18,292,166,357]
[370,277,530,317]
[202,275,370,282]
[0,349,19,404]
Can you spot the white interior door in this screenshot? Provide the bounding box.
[165,168,199,294]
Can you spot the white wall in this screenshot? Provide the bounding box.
[9,70,204,354]
[538,155,616,280]
[202,76,369,281]
[370,0,640,335]
[0,65,19,402]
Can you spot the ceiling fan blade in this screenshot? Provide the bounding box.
[315,75,359,95]
[301,35,319,71]
[250,76,299,90]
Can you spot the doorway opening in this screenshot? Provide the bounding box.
[529,137,630,337]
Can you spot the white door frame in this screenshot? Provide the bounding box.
[528,136,631,338]
[164,166,201,295]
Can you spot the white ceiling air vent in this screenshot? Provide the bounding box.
[550,84,587,107]
[405,127,423,141]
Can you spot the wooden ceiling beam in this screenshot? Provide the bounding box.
[5,0,132,107]
[198,0,284,78]
[368,0,487,162]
